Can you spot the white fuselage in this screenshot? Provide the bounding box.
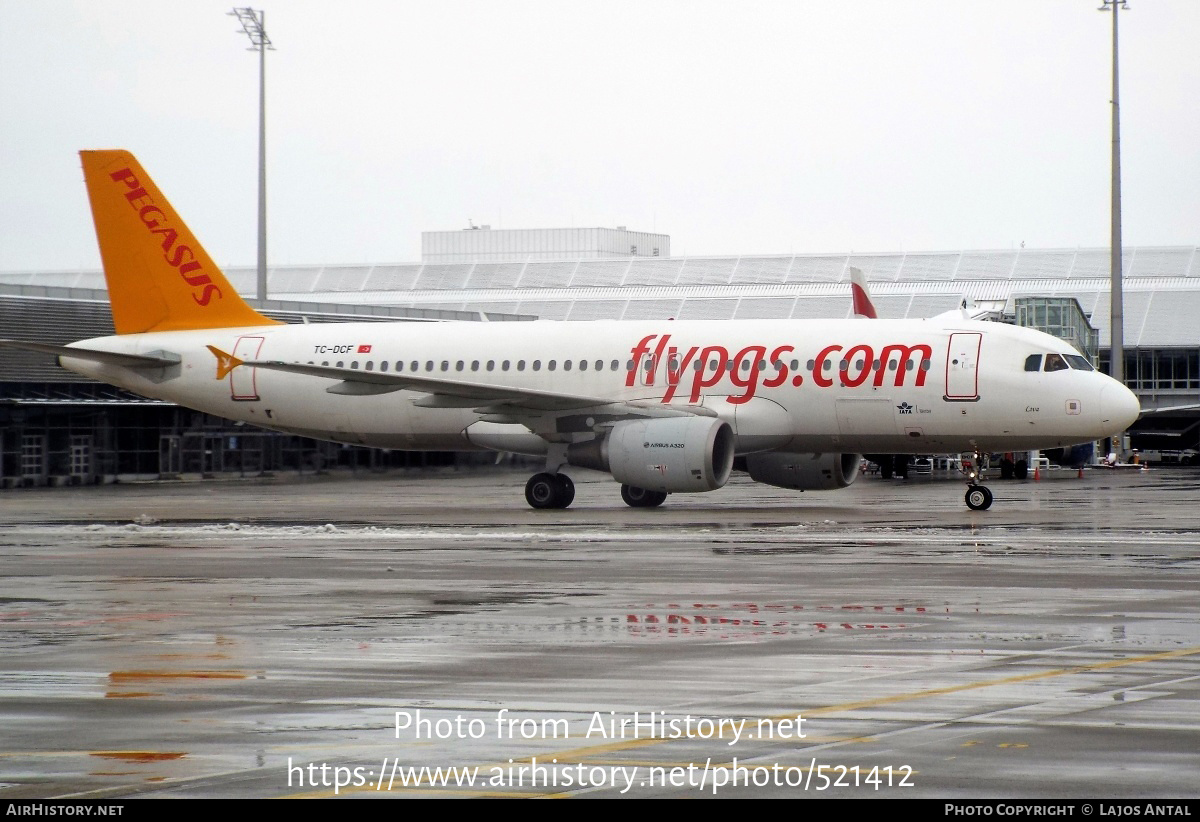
[61,318,1139,457]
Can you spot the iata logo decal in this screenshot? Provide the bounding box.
[896,402,914,415]
[627,334,933,405]
[108,167,222,307]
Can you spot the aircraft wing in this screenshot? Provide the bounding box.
[1136,402,1200,415]
[0,340,180,369]
[238,357,711,419]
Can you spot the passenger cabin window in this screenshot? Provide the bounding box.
[1044,353,1069,373]
[1025,354,1042,372]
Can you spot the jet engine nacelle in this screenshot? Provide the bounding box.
[745,452,861,491]
[569,416,735,493]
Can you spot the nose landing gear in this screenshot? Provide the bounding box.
[965,484,994,511]
[961,449,994,511]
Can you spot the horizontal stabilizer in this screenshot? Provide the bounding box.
[0,339,180,368]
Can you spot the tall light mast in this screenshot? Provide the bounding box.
[1099,0,1128,387]
[230,7,273,302]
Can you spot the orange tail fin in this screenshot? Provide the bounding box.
[80,150,281,334]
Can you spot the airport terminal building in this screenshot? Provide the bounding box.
[1,240,1197,485]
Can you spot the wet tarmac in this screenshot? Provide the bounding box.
[1,467,1198,798]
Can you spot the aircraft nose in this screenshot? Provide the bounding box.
[1100,382,1141,430]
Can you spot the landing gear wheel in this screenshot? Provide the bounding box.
[879,455,894,479]
[965,485,993,511]
[621,484,667,508]
[554,473,575,508]
[526,472,572,509]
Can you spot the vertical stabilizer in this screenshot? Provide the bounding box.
[80,150,280,334]
[849,267,878,319]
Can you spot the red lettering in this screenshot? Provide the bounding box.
[687,345,728,402]
[111,168,220,308]
[646,335,672,385]
[193,283,222,306]
[165,243,194,268]
[124,187,154,210]
[728,345,766,405]
[840,344,874,387]
[873,344,933,387]
[762,344,794,388]
[641,335,934,404]
[626,335,657,387]
[812,344,842,388]
[138,205,165,228]
[150,225,178,253]
[661,346,700,402]
[108,168,140,189]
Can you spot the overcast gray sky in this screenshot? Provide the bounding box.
[1,0,1196,272]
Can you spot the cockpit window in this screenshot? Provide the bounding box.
[1024,354,1042,372]
[1044,353,1069,372]
[1064,354,1094,372]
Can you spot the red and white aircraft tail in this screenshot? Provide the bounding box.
[848,267,878,319]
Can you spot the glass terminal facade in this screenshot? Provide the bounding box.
[1013,297,1100,365]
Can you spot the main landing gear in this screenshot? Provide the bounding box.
[620,484,667,508]
[962,449,994,511]
[522,471,667,510]
[525,472,575,509]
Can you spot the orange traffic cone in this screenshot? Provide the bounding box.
[1033,464,1041,481]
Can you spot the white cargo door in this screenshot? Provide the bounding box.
[944,332,982,401]
[835,398,901,441]
[231,335,265,401]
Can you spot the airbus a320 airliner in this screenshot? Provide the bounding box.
[2,151,1140,510]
